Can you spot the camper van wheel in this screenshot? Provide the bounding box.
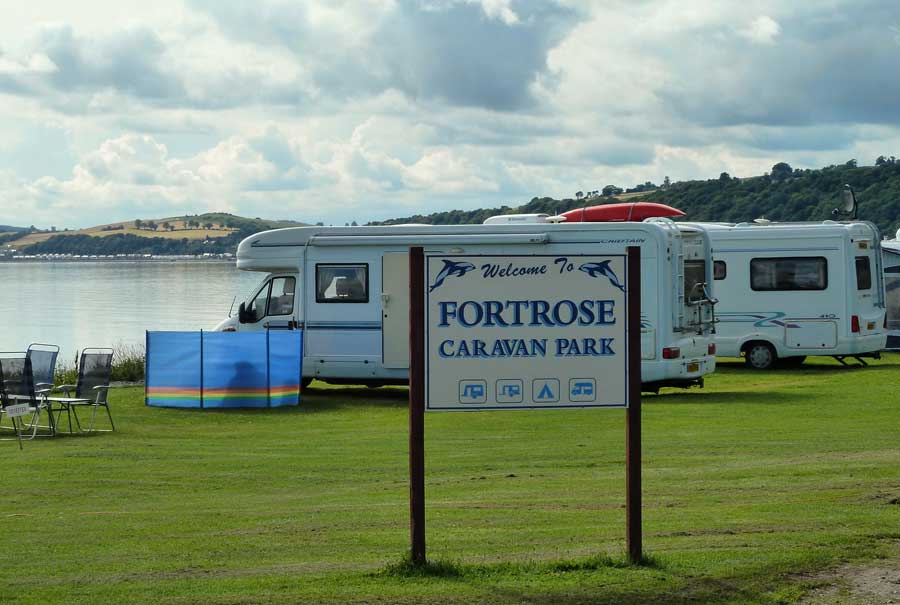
[744,342,777,370]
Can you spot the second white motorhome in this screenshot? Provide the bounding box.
[879,237,900,350]
[215,218,718,392]
[685,221,886,368]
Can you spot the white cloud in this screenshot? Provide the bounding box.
[1,0,900,229]
[740,15,781,45]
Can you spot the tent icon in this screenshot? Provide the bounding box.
[532,379,559,403]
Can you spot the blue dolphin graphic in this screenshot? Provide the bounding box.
[579,261,625,292]
[430,260,476,291]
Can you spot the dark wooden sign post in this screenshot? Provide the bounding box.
[406,245,642,566]
[408,246,427,565]
[625,245,642,564]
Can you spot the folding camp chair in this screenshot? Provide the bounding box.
[0,353,54,441]
[26,343,61,432]
[26,343,59,392]
[52,348,114,433]
[0,360,24,449]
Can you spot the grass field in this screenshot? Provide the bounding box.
[2,357,898,604]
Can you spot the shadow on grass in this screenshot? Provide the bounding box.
[377,552,663,580]
[715,360,896,373]
[373,552,795,605]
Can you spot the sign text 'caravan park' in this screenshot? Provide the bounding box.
[425,254,629,410]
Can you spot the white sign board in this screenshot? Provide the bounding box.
[5,403,30,418]
[425,254,629,410]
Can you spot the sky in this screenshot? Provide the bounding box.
[0,0,899,229]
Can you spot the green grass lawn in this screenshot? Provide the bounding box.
[2,356,898,604]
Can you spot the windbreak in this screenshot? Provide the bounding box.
[145,331,302,408]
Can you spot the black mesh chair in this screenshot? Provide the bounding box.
[0,359,23,448]
[26,343,59,392]
[0,354,53,442]
[52,348,114,433]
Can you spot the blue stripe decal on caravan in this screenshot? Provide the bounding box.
[306,322,382,331]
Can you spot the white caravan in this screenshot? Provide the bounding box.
[683,221,886,368]
[215,219,718,392]
[879,237,900,350]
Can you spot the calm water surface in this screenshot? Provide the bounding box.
[0,261,262,358]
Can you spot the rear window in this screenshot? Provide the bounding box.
[855,257,872,290]
[684,260,707,302]
[750,257,827,291]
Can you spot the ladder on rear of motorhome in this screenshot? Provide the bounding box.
[648,218,686,331]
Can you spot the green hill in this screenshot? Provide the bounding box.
[17,213,306,256]
[374,157,900,237]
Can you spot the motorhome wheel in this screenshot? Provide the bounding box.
[745,342,777,370]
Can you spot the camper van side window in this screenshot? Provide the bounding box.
[855,257,872,290]
[316,264,369,303]
[713,261,727,280]
[267,277,296,316]
[750,257,827,291]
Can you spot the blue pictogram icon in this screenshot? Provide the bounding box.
[569,378,597,402]
[496,379,523,403]
[459,380,487,404]
[531,379,559,403]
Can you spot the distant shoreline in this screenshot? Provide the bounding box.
[0,256,236,263]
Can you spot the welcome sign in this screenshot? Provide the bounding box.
[425,254,629,410]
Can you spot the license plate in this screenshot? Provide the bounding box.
[686,362,700,373]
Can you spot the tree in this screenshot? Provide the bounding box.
[134,219,143,230]
[204,222,213,230]
[351,221,358,226]
[876,155,887,166]
[663,176,671,188]
[771,162,792,180]
[719,172,731,182]
[162,221,171,232]
[575,191,584,199]
[602,185,623,197]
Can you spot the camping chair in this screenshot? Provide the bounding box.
[52,348,114,433]
[0,360,24,449]
[26,343,59,392]
[0,353,54,441]
[26,343,60,432]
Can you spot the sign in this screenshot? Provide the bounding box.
[425,254,628,410]
[5,403,30,418]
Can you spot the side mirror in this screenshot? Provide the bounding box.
[237,302,248,324]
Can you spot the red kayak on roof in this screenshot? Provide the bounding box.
[561,202,685,223]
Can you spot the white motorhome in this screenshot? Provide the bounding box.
[879,236,900,350]
[683,221,886,368]
[215,219,718,392]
